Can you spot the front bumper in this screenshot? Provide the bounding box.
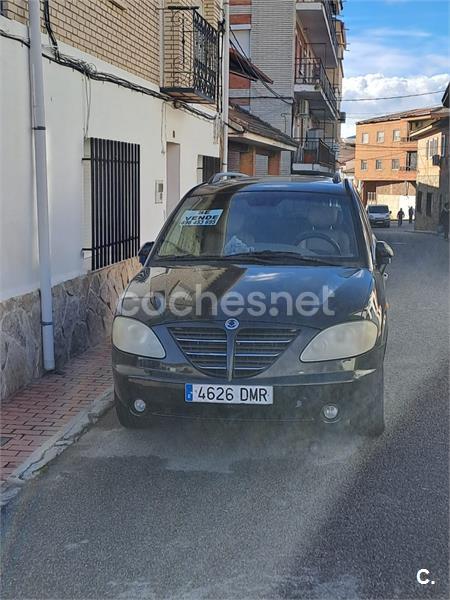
[369,219,390,228]
[113,345,385,423]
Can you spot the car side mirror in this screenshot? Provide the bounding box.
[138,241,154,266]
[375,240,394,270]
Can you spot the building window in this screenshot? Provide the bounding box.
[426,193,432,216]
[84,138,140,271]
[376,159,383,170]
[361,132,369,144]
[392,158,400,170]
[199,155,220,183]
[441,134,447,158]
[360,160,368,171]
[376,131,385,143]
[231,26,251,57]
[393,129,401,142]
[407,151,417,170]
[427,138,439,158]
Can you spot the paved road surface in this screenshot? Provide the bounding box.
[2,226,449,599]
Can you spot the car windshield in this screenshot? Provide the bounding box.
[368,206,389,213]
[155,191,363,265]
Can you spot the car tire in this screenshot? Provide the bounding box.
[353,375,385,438]
[359,402,385,437]
[115,394,148,429]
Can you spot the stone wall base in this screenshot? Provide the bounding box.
[0,258,139,402]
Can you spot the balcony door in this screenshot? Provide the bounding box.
[407,151,417,170]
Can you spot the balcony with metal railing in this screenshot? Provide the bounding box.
[296,1,339,67]
[294,58,338,118]
[161,7,219,104]
[291,138,336,174]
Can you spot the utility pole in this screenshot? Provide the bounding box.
[221,0,230,171]
[28,0,55,371]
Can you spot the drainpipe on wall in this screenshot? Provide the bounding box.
[221,0,230,171]
[28,0,55,371]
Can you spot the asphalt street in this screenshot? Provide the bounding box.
[2,224,449,600]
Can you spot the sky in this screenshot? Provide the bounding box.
[340,0,450,137]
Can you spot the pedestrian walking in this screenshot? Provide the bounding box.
[408,206,414,224]
[397,208,405,227]
[439,202,449,240]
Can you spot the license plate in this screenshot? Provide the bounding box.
[185,384,273,405]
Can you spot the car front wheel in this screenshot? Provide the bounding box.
[352,374,385,437]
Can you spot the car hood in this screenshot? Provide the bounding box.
[120,261,374,328]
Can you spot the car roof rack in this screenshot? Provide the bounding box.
[208,172,250,185]
[332,171,342,184]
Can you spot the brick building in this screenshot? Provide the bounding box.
[338,136,356,184]
[354,107,437,213]
[229,0,346,175]
[227,104,298,174]
[0,0,223,400]
[410,98,449,232]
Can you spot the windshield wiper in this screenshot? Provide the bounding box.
[228,251,340,266]
[154,253,228,262]
[154,251,341,266]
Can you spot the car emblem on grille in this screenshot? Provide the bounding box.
[225,318,240,331]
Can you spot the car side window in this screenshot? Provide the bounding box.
[352,189,375,267]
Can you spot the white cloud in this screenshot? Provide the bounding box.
[340,19,450,138]
[341,74,449,137]
[365,27,432,38]
[344,38,449,78]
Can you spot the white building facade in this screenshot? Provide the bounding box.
[0,1,222,400]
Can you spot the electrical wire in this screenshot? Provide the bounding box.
[230,29,445,108]
[230,31,294,106]
[355,147,441,166]
[43,0,59,58]
[0,27,217,123]
[351,143,432,150]
[343,90,446,102]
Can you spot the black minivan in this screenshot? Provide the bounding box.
[112,175,393,436]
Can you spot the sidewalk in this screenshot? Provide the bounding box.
[1,340,113,485]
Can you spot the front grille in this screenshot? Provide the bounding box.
[233,328,297,378]
[170,327,228,378]
[170,325,298,379]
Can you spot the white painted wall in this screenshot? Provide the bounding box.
[0,17,219,301]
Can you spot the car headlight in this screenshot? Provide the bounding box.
[112,317,166,358]
[300,321,378,362]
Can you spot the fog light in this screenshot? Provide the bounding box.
[134,399,146,413]
[322,405,339,421]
